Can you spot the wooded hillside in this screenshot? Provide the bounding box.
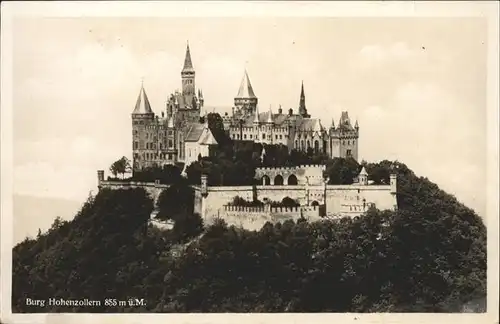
[12,160,486,313]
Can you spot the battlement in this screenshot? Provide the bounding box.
[340,202,375,214]
[255,164,326,172]
[223,205,320,213]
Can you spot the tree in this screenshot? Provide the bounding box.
[110,156,132,179]
[156,180,195,222]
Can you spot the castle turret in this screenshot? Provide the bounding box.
[390,173,397,194]
[253,105,260,124]
[235,69,258,115]
[132,83,155,170]
[358,166,368,185]
[266,106,274,124]
[298,81,310,118]
[181,41,196,103]
[97,170,104,186]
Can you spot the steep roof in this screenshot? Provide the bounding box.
[198,128,218,145]
[236,70,257,99]
[184,123,218,145]
[132,85,153,114]
[185,123,205,142]
[182,42,194,73]
[359,166,368,176]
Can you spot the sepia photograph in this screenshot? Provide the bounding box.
[1,1,499,323]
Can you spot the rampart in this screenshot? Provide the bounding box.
[97,169,398,230]
[217,205,322,230]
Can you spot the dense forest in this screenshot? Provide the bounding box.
[12,159,487,313]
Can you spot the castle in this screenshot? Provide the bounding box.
[115,43,397,229]
[222,73,359,160]
[131,43,359,172]
[132,43,216,170]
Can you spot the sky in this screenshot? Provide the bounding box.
[12,16,488,216]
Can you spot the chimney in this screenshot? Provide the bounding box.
[278,105,283,114]
[288,108,293,116]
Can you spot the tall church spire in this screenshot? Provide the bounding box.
[181,41,196,99]
[182,41,194,73]
[299,81,310,118]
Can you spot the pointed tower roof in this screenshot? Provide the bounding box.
[132,83,153,114]
[253,105,260,124]
[359,166,368,176]
[182,41,194,73]
[267,105,273,123]
[330,118,335,128]
[236,70,257,99]
[298,80,309,117]
[355,119,359,129]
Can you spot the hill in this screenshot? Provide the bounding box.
[11,160,486,313]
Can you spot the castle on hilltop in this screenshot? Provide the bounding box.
[131,43,359,172]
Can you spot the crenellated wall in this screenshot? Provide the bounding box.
[214,205,322,229]
[97,170,397,230]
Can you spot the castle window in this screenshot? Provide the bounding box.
[168,140,173,148]
[250,134,253,139]
[348,140,350,145]
[295,140,298,147]
[244,134,247,139]
[133,142,138,149]
[347,149,352,157]
[168,154,172,160]
[279,135,283,139]
[275,135,278,140]
[262,134,265,139]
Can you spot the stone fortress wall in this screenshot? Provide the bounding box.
[97,164,398,230]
